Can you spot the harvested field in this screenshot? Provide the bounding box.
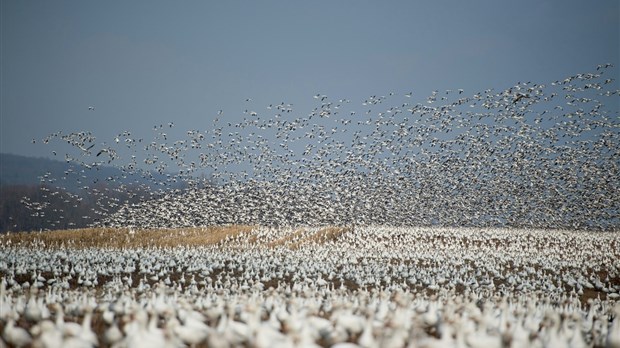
[0,226,256,249]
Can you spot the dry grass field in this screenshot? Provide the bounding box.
[0,226,355,249]
[0,226,256,249]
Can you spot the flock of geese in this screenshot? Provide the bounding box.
[1,226,619,347]
[3,64,617,346]
[22,64,618,231]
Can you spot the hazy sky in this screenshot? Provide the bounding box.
[1,0,618,159]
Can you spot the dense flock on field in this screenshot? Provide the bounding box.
[1,65,619,347]
[2,226,620,347]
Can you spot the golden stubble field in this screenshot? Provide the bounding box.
[0,226,257,249]
[0,225,352,249]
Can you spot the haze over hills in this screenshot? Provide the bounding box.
[0,152,179,190]
[0,153,187,233]
[1,153,66,186]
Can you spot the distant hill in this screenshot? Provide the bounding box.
[1,153,68,186]
[0,153,188,233]
[0,152,172,191]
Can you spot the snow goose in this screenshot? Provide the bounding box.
[171,307,212,346]
[31,319,64,348]
[3,312,32,348]
[607,304,620,348]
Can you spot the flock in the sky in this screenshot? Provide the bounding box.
[27,64,619,230]
[2,63,619,348]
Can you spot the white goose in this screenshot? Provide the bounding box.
[607,304,620,348]
[3,312,32,348]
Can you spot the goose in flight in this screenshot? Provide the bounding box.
[513,94,529,104]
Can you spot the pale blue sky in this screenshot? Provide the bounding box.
[1,0,618,159]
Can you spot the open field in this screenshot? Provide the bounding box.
[1,226,619,347]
